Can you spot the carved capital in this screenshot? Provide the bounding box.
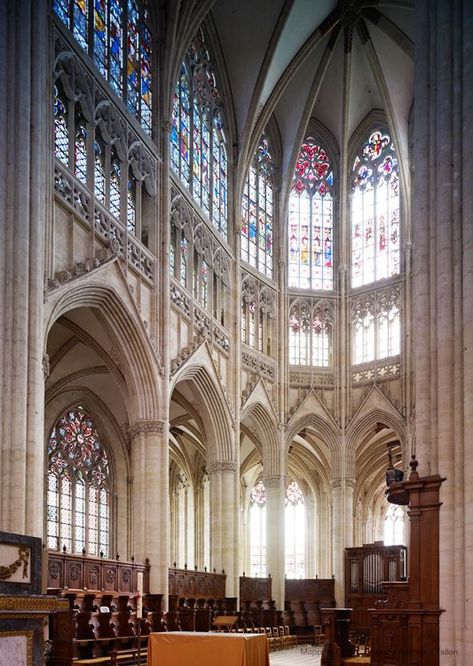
[129,420,165,438]
[262,475,284,489]
[345,477,356,490]
[330,478,342,490]
[206,460,238,475]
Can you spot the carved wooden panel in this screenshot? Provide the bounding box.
[285,578,335,603]
[168,568,226,599]
[47,551,149,594]
[239,577,272,602]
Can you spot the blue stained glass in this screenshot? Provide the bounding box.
[241,134,273,278]
[73,0,88,50]
[170,29,227,235]
[53,0,70,25]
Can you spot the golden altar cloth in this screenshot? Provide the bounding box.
[147,631,270,666]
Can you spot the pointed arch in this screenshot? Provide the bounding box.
[44,279,161,420]
[170,349,234,463]
[241,396,280,477]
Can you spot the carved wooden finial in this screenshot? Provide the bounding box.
[409,454,419,480]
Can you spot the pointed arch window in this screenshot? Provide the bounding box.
[241,136,274,278]
[53,0,153,135]
[351,129,400,287]
[249,480,267,577]
[285,480,305,578]
[288,138,334,290]
[170,29,228,238]
[47,406,111,557]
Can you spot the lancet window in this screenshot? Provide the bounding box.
[285,480,305,578]
[170,29,228,238]
[47,406,111,557]
[53,0,153,135]
[288,137,334,290]
[351,129,400,287]
[249,480,267,577]
[241,136,274,278]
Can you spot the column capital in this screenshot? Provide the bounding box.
[330,477,342,491]
[128,419,166,438]
[262,475,285,489]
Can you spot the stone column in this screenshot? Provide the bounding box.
[208,461,239,597]
[413,2,473,663]
[0,0,48,537]
[129,420,169,597]
[263,475,285,610]
[330,479,344,605]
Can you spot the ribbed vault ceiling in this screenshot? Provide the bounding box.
[210,0,414,186]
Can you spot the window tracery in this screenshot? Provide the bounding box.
[288,299,333,366]
[53,0,152,135]
[352,287,400,364]
[170,193,231,330]
[47,405,111,557]
[288,137,334,290]
[53,53,156,243]
[241,274,276,356]
[170,29,228,238]
[241,135,274,278]
[351,129,400,287]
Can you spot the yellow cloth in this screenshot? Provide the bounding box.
[147,631,270,666]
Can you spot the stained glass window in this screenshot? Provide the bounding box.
[47,406,111,557]
[288,138,334,290]
[54,86,69,165]
[285,481,305,579]
[170,29,228,238]
[242,136,274,278]
[249,481,266,577]
[351,129,400,287]
[53,0,153,135]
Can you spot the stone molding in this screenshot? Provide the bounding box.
[206,461,238,475]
